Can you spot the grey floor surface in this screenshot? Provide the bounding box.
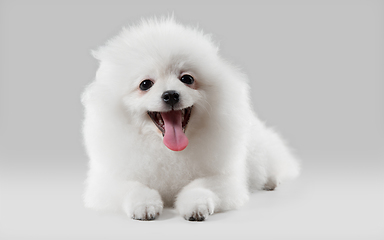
[1,156,383,240]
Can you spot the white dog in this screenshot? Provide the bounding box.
[82,17,300,221]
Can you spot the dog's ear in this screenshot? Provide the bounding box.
[91,40,112,60]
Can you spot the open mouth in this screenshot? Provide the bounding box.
[147,106,192,151]
[147,106,192,135]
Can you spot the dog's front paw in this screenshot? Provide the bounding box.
[175,188,217,221]
[130,201,163,221]
[123,187,163,221]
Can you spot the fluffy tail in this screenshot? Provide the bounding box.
[248,125,300,191]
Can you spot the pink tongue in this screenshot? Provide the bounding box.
[161,110,188,151]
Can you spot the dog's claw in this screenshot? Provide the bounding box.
[186,212,206,221]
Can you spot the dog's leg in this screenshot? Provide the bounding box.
[122,181,163,221]
[175,175,249,221]
[84,174,163,221]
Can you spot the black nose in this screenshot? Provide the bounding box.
[162,90,179,107]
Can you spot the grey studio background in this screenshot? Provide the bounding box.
[0,0,383,240]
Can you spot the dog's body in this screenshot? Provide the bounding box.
[82,18,300,221]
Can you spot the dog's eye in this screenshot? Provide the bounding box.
[180,74,194,85]
[139,79,154,91]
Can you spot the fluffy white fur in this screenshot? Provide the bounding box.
[82,17,300,221]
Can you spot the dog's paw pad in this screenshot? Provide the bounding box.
[176,188,217,222]
[130,201,163,221]
[123,187,163,221]
[184,205,212,221]
[263,178,279,191]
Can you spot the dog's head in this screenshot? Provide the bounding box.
[125,62,203,152]
[90,17,224,151]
